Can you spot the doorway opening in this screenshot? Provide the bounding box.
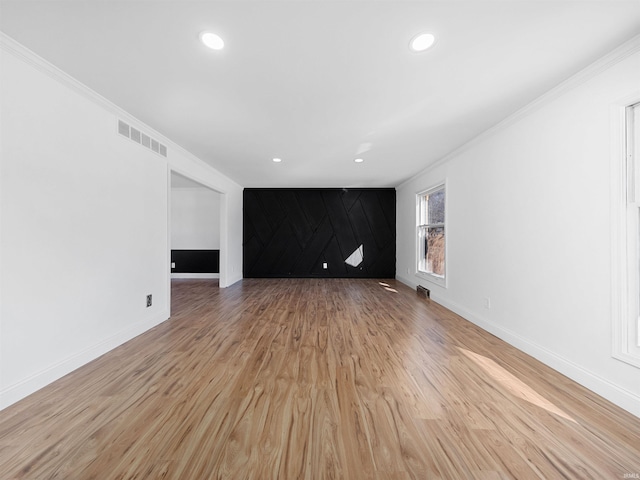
[169,171,223,311]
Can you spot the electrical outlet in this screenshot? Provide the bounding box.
[146,294,152,307]
[171,262,175,268]
[323,262,328,269]
[483,297,491,309]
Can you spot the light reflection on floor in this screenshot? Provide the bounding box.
[458,347,577,423]
[378,281,397,293]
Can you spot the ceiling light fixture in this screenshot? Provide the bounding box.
[410,33,435,52]
[272,157,282,163]
[200,31,224,50]
[354,158,364,163]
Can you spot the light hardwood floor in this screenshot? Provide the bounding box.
[1,278,639,479]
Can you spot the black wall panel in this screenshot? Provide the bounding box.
[243,188,395,278]
[171,250,220,273]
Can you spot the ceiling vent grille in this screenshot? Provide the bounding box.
[117,119,167,157]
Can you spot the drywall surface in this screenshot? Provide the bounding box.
[0,47,168,408]
[171,187,221,250]
[397,47,640,417]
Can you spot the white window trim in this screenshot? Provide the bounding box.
[611,96,640,369]
[415,181,447,288]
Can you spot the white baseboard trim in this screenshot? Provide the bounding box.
[171,273,219,279]
[0,310,170,411]
[395,276,640,418]
[432,294,640,418]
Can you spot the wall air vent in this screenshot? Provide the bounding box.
[118,119,130,138]
[130,127,141,144]
[117,119,167,157]
[417,285,430,299]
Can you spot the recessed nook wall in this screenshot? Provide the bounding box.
[171,184,221,278]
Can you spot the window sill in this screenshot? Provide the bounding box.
[612,351,640,370]
[416,271,447,288]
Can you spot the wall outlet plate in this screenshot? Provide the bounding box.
[146,294,152,307]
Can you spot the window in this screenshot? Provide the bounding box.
[417,184,445,284]
[612,100,640,368]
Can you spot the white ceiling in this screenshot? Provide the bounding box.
[2,1,640,188]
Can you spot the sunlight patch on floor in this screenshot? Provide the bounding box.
[458,347,577,423]
[378,281,397,293]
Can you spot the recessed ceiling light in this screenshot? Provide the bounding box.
[410,33,435,52]
[354,158,364,163]
[200,31,224,50]
[272,157,282,163]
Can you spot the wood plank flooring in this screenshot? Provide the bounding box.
[1,278,639,479]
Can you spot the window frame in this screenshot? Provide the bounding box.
[611,98,640,368]
[415,182,447,288]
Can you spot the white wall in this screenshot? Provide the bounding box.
[171,187,221,250]
[0,35,243,410]
[396,41,640,417]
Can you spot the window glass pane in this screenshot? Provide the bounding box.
[428,189,445,224]
[418,195,427,225]
[426,226,445,276]
[418,226,427,272]
[417,185,445,280]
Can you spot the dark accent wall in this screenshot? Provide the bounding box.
[243,188,395,278]
[171,250,220,273]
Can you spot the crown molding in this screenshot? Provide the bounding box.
[0,31,241,189]
[0,32,137,125]
[398,32,640,189]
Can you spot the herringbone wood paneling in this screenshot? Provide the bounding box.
[243,188,395,277]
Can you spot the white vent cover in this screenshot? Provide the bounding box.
[130,127,141,144]
[117,119,167,157]
[118,120,130,138]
